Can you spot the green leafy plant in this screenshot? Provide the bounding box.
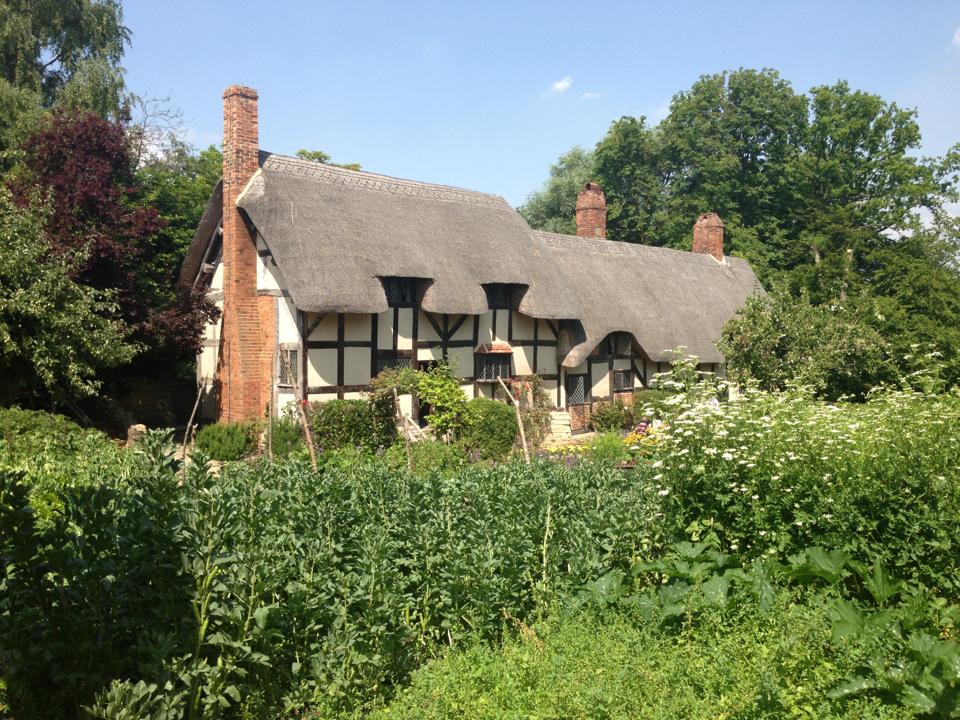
[193,421,255,461]
[414,362,467,438]
[589,399,633,432]
[309,398,394,453]
[458,397,517,460]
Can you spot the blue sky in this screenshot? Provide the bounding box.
[122,1,960,206]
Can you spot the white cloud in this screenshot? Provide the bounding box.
[953,26,960,47]
[540,76,575,99]
[579,91,601,101]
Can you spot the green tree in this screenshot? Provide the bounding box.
[518,146,595,235]
[718,291,890,399]
[0,187,136,401]
[593,117,665,244]
[0,0,129,106]
[295,147,361,171]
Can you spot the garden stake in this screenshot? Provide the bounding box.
[394,387,412,470]
[181,379,205,481]
[281,350,318,471]
[498,377,530,464]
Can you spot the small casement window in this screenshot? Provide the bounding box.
[475,352,512,381]
[381,277,418,308]
[483,283,512,310]
[566,374,586,405]
[613,369,633,392]
[376,351,414,375]
[605,332,632,356]
[278,348,299,386]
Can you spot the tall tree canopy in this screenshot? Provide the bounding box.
[9,112,217,383]
[0,0,129,106]
[521,68,960,384]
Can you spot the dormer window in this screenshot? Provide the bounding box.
[483,283,512,310]
[381,277,418,308]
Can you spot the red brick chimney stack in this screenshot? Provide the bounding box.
[692,212,725,262]
[575,182,606,239]
[218,85,273,422]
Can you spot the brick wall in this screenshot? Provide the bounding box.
[692,212,724,261]
[217,85,275,422]
[575,183,606,238]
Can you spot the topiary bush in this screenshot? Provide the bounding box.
[458,397,518,460]
[309,398,394,453]
[194,421,256,461]
[589,399,633,432]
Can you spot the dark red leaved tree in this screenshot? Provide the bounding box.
[12,111,217,374]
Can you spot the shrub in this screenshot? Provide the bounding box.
[509,375,552,450]
[643,386,960,589]
[0,407,127,515]
[589,399,633,432]
[415,362,467,437]
[718,291,891,400]
[269,415,303,458]
[383,439,467,474]
[633,388,674,419]
[309,398,394,453]
[585,432,630,466]
[373,601,909,720]
[193,421,255,461]
[458,397,518,460]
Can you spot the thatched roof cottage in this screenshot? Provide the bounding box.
[180,86,762,432]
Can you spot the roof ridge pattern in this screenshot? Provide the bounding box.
[533,230,728,265]
[261,153,510,209]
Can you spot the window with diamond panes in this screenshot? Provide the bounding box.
[566,374,586,405]
[376,353,414,375]
[475,353,511,381]
[613,369,633,392]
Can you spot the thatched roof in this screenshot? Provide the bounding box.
[532,231,762,365]
[182,152,763,365]
[236,154,583,318]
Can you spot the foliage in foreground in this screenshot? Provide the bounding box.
[375,601,915,720]
[2,383,959,718]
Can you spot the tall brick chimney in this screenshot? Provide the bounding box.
[692,212,725,262]
[575,182,606,238]
[218,85,274,422]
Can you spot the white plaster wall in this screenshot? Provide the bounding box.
[344,313,370,342]
[418,312,441,341]
[396,308,414,350]
[377,310,393,347]
[513,346,534,375]
[308,348,337,387]
[512,312,535,341]
[450,316,473,341]
[476,312,492,345]
[535,346,557,375]
[344,347,371,385]
[278,297,299,344]
[310,313,338,341]
[591,363,609,399]
[256,237,286,291]
[449,346,473,378]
